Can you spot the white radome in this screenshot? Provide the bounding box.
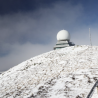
[57,30,70,41]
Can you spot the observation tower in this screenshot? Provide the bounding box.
[54,30,75,50]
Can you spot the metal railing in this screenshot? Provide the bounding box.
[87,80,98,98]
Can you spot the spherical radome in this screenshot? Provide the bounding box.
[57,30,70,41]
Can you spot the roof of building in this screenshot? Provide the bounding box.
[57,30,70,41]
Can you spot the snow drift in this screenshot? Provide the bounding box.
[0,45,98,98]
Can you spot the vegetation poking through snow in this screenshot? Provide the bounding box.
[0,45,98,98]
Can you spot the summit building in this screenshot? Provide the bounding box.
[54,30,75,50]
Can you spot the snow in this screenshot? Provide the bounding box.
[92,87,98,98]
[0,45,98,98]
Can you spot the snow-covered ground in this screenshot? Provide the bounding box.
[0,45,98,98]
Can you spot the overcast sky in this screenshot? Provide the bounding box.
[0,0,98,71]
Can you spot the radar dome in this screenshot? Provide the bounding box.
[57,30,70,41]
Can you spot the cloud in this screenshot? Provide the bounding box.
[0,1,83,44]
[0,0,50,15]
[0,42,55,71]
[1,0,97,71]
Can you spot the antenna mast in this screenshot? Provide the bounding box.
[89,28,92,46]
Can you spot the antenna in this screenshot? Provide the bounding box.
[89,28,92,46]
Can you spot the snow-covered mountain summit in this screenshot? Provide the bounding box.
[0,45,98,98]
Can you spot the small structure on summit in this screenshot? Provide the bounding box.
[54,30,75,50]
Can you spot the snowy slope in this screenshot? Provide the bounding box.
[0,45,98,98]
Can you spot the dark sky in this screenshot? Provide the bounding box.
[0,0,57,15]
[0,0,98,71]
